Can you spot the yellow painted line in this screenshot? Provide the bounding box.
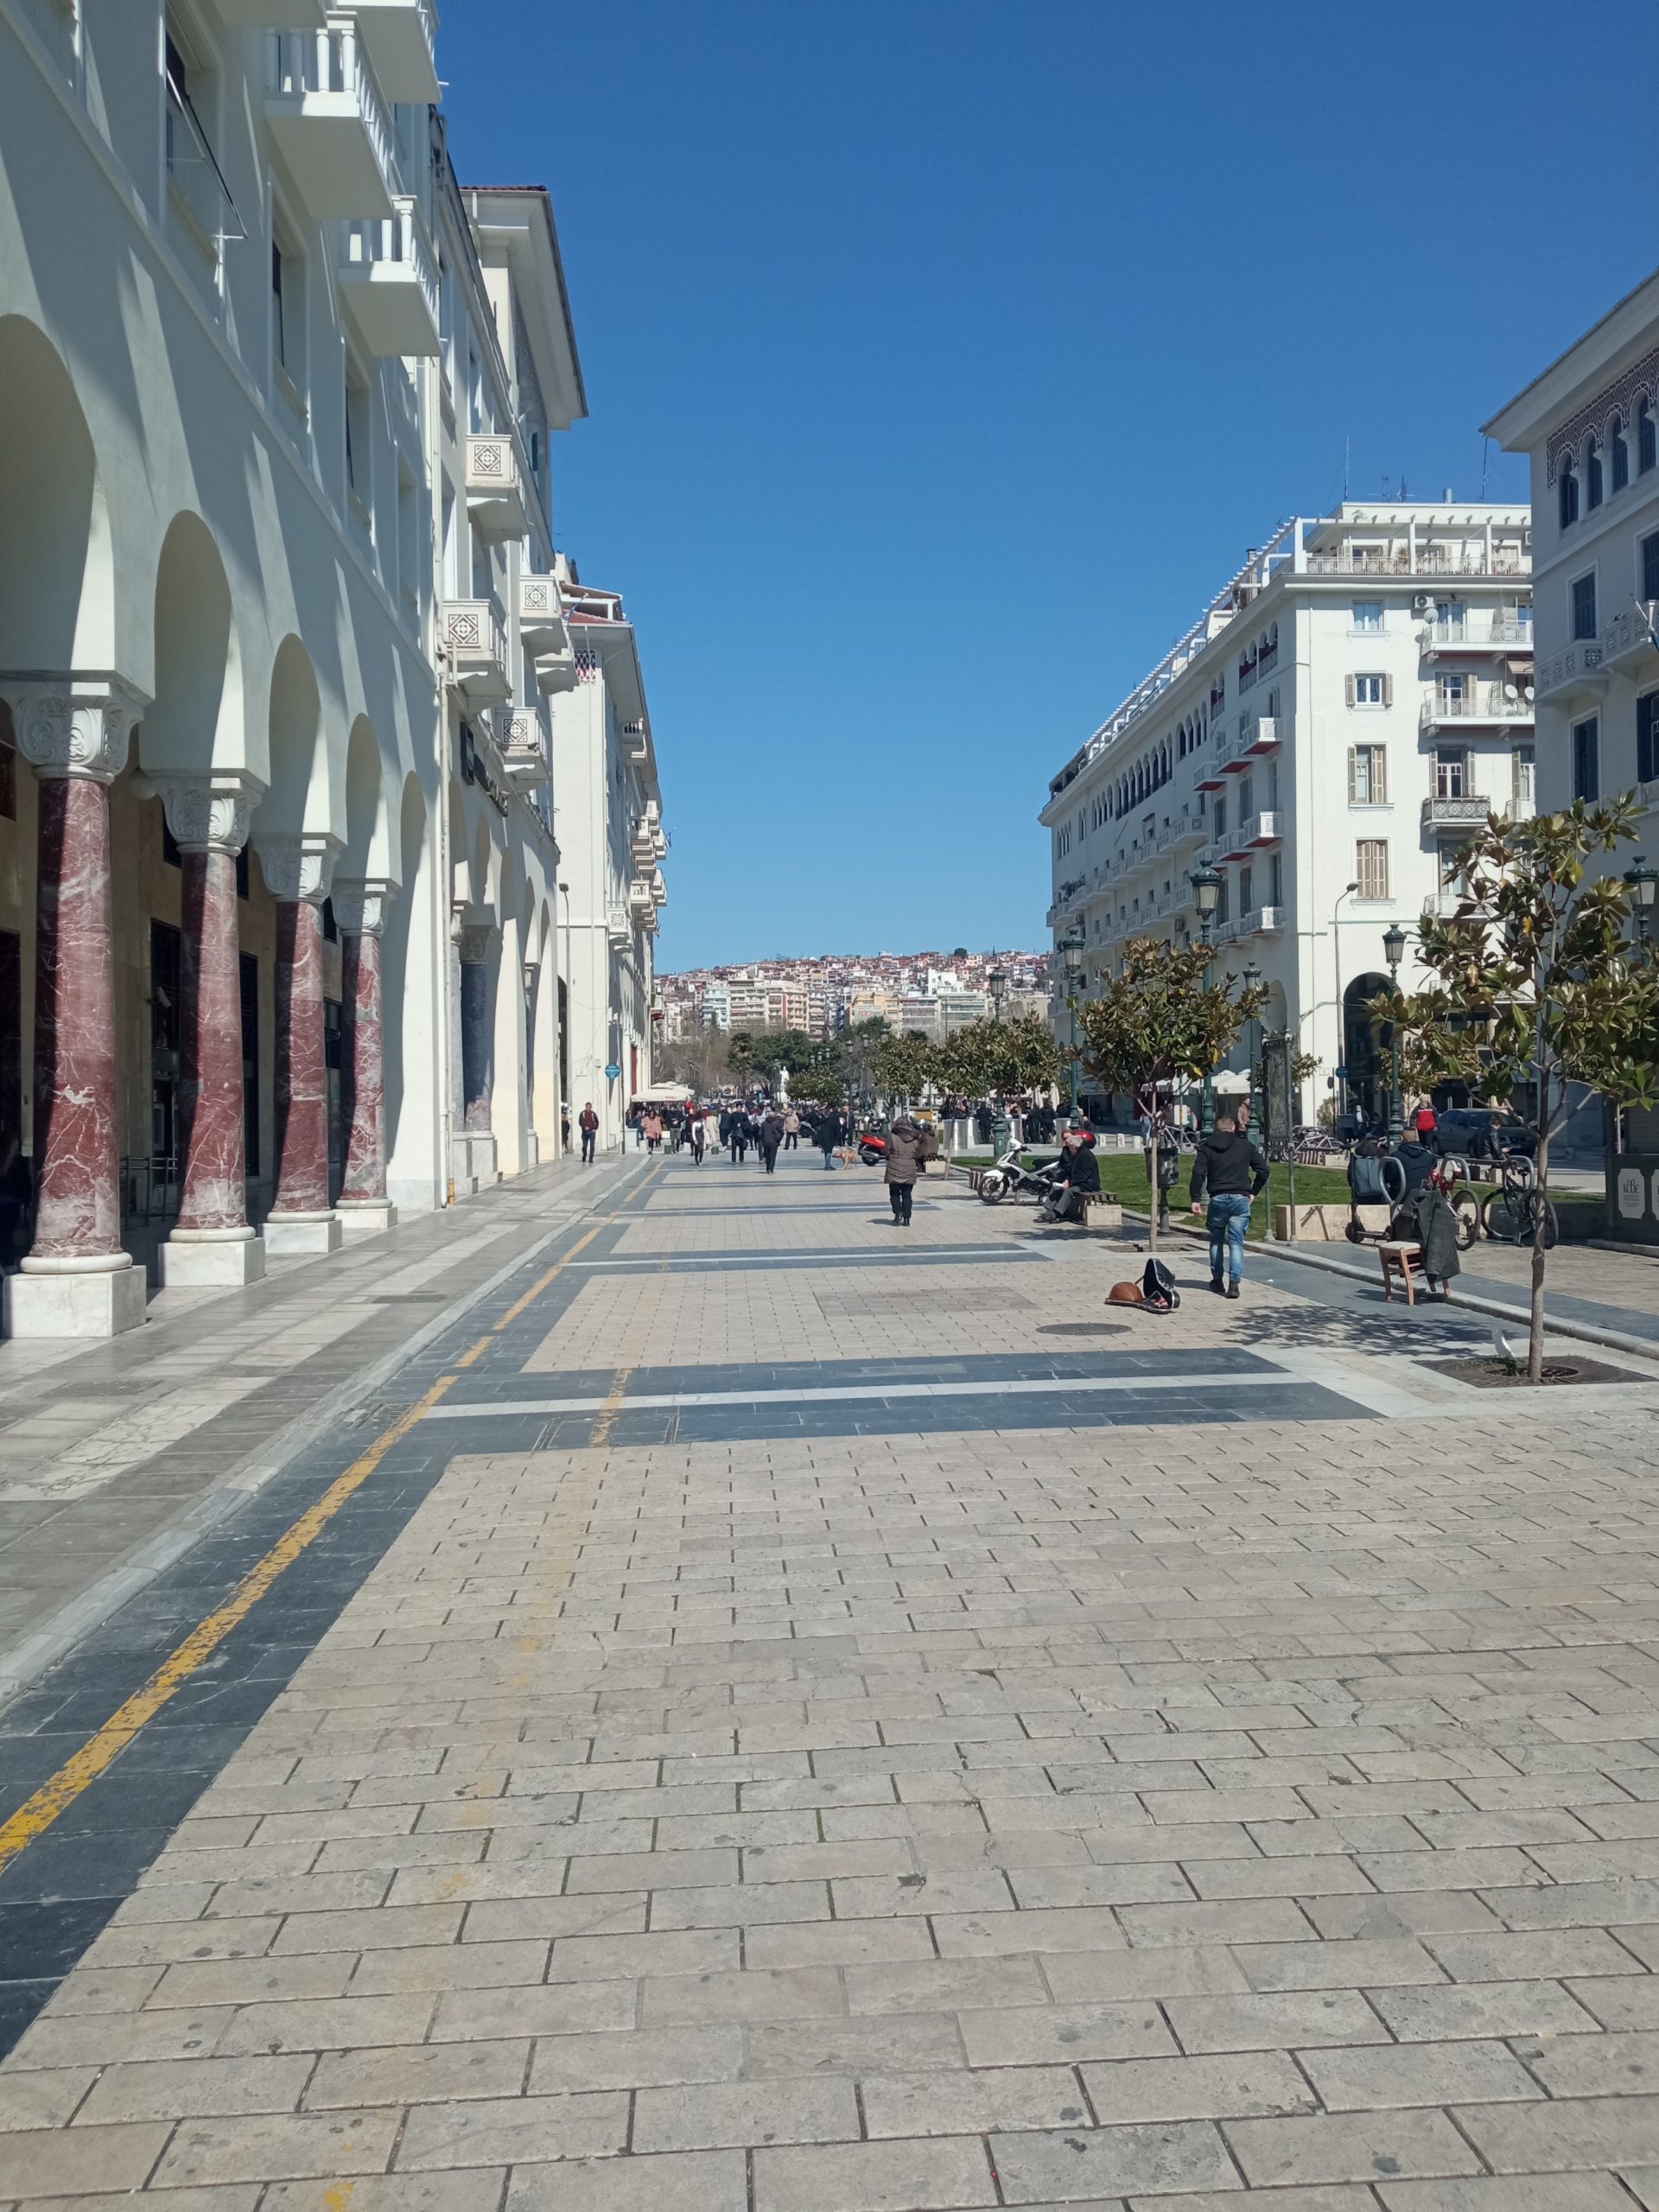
[487,1161,664,1335]
[588,1365,635,1448]
[0,1372,455,1878]
[454,1335,493,1368]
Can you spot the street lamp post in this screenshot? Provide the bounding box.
[1242,959,1262,1136]
[988,966,1007,1024]
[1382,920,1408,1141]
[1060,933,1084,1118]
[1624,855,1658,943]
[1332,879,1360,1123]
[1191,864,1222,1133]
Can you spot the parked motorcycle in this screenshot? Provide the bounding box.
[976,1143,1063,1206]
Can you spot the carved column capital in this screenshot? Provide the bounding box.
[153,769,265,855]
[458,923,500,967]
[1,674,144,785]
[254,830,341,905]
[332,874,398,938]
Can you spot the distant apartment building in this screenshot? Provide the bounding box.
[1042,505,1534,1125]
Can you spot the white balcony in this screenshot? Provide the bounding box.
[339,197,438,357]
[267,19,398,220]
[1603,605,1659,677]
[1239,810,1281,846]
[621,720,651,763]
[441,597,510,709]
[535,647,579,695]
[606,904,632,949]
[502,709,550,789]
[465,434,529,543]
[518,573,568,652]
[1216,906,1283,946]
[1421,794,1491,834]
[649,868,668,908]
[1535,639,1609,706]
[349,0,439,102]
[1420,615,1534,654]
[630,808,668,867]
[1420,683,1534,731]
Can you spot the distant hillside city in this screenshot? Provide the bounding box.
[657,950,1052,1041]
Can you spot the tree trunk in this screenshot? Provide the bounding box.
[1528,1120,1550,1384]
[1144,1098,1160,1252]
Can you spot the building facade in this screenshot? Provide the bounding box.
[0,0,665,1336]
[1042,505,1533,1126]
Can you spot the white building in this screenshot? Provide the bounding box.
[1485,269,1659,1185]
[1042,505,1534,1127]
[0,0,665,1336]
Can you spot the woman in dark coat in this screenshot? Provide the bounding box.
[884,1116,926,1226]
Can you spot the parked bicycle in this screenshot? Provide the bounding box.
[1480,1153,1559,1249]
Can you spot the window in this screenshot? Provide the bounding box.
[0,701,14,819]
[1438,672,1466,709]
[1643,530,1659,607]
[345,361,372,517]
[1212,794,1226,841]
[1351,601,1383,632]
[1434,747,1469,799]
[1348,744,1387,804]
[1356,839,1389,900]
[1513,746,1535,807]
[1612,414,1630,495]
[1573,715,1599,803]
[1238,774,1254,819]
[1559,461,1580,530]
[1351,673,1386,706]
[270,240,287,367]
[1641,398,1657,475]
[1215,874,1230,925]
[270,210,305,404]
[1238,864,1254,916]
[1572,572,1598,642]
[163,24,226,258]
[1586,434,1603,511]
[1639,694,1659,787]
[1268,851,1283,906]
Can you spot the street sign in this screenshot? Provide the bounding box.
[603,1062,621,1079]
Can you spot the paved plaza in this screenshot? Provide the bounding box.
[7,1152,1659,2206]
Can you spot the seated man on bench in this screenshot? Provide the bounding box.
[1040,1128,1101,1223]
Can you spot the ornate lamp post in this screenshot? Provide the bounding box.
[1190,863,1222,1132]
[1624,855,1658,943]
[1332,878,1359,1121]
[1060,932,1084,1118]
[1242,958,1262,1135]
[1382,919,1408,1141]
[988,966,1007,1023]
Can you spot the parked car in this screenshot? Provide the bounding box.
[1432,1109,1536,1163]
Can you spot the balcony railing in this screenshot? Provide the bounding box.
[1420,684,1533,728]
[221,0,326,25]
[1603,606,1659,675]
[441,596,510,709]
[1305,544,1529,578]
[339,197,438,357]
[502,710,550,789]
[267,19,398,220]
[1239,810,1281,846]
[1535,639,1607,703]
[349,0,439,103]
[518,573,568,651]
[1421,794,1491,831]
[1421,615,1534,652]
[465,435,529,543]
[1215,905,1283,945]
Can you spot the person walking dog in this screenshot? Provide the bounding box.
[1189,1113,1269,1298]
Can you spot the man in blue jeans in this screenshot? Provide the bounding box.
[1189,1113,1269,1299]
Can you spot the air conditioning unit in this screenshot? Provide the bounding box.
[1413,594,1434,613]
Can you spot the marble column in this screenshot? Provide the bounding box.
[256,831,342,1255]
[334,876,397,1236]
[1,680,149,1339]
[522,960,540,1167]
[453,921,499,1192]
[155,772,267,1287]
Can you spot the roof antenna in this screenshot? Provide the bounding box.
[1480,434,1491,500]
[1342,435,1350,500]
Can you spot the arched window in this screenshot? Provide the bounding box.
[1640,397,1657,475]
[1559,459,1580,530]
[1611,413,1630,495]
[1586,434,1603,511]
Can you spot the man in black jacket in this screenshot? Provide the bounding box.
[1040,1129,1102,1224]
[1189,1114,1269,1297]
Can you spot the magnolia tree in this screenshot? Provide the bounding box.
[1077,938,1266,1249]
[1373,800,1659,1382]
[871,1030,938,1110]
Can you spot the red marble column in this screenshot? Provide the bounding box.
[162,777,260,1238]
[333,879,396,1218]
[3,682,147,1339]
[256,833,340,1253]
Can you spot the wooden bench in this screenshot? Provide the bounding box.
[1378,1240,1450,1306]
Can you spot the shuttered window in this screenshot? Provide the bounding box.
[1638,695,1659,786]
[1356,840,1389,900]
[1572,573,1598,642]
[1573,716,1599,802]
[1348,745,1387,804]
[1642,531,1659,607]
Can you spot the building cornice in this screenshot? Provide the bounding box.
[1484,266,1659,451]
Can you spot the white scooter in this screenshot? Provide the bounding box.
[976,1143,1063,1206]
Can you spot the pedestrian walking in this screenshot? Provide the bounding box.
[642,1109,664,1154]
[884,1113,925,1226]
[578,1102,599,1166]
[627,1104,644,1149]
[817,1108,842,1169]
[783,1107,800,1150]
[760,1109,784,1173]
[689,1110,705,1165]
[727,1110,748,1166]
[1189,1113,1269,1299]
[1413,1096,1438,1141]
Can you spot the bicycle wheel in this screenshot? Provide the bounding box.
[1451,1193,1481,1250]
[1529,1196,1560,1251]
[1482,1190,1528,1243]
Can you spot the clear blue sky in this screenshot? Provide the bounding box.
[442,0,1653,973]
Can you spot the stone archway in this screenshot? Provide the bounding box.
[1344,971,1390,1124]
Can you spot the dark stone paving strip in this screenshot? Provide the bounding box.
[573,1247,1047,1275]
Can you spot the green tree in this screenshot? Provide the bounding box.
[872,1029,938,1108]
[935,1020,1004,1102]
[1077,937,1267,1249]
[1000,1011,1063,1096]
[1371,799,1659,1381]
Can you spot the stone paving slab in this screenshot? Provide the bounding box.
[6,1155,1659,2200]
